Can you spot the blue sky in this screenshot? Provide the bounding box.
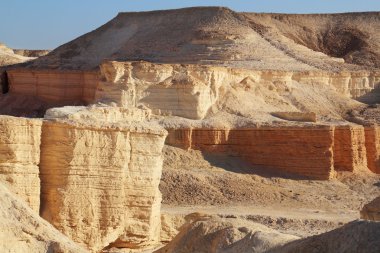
[1,0,379,49]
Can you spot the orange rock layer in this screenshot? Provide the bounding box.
[166,125,378,179]
[7,69,98,104]
[364,126,380,174]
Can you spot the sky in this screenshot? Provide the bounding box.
[1,0,379,50]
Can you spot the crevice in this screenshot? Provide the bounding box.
[1,70,9,94]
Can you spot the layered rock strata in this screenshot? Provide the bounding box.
[364,126,380,174]
[7,69,98,104]
[0,116,42,212]
[0,183,88,253]
[39,118,167,251]
[96,62,379,119]
[166,126,336,180]
[333,125,368,172]
[7,62,380,118]
[166,125,376,179]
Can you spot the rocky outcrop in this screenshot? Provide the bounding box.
[364,126,380,174]
[156,213,298,253]
[333,125,368,172]
[44,105,151,122]
[96,61,225,120]
[0,182,87,253]
[39,117,167,251]
[166,126,336,180]
[7,69,98,104]
[0,116,42,212]
[7,61,379,120]
[0,43,34,67]
[96,61,373,120]
[360,196,380,221]
[166,125,378,179]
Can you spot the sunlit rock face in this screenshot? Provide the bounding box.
[0,116,42,212]
[39,110,167,251]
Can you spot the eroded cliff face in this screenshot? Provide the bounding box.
[39,118,167,251]
[6,61,380,119]
[7,69,98,104]
[166,126,336,180]
[364,126,380,174]
[95,61,379,121]
[165,125,377,179]
[0,183,88,253]
[333,125,368,172]
[0,116,42,212]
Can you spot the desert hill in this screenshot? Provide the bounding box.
[0,6,380,253]
[0,43,34,67]
[25,7,380,71]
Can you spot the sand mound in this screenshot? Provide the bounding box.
[268,220,380,253]
[25,7,380,71]
[0,183,87,253]
[156,214,298,253]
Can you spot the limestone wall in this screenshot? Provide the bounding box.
[364,126,380,174]
[96,62,380,120]
[7,63,380,120]
[39,119,167,251]
[166,126,336,180]
[7,69,98,104]
[0,116,42,212]
[333,126,368,172]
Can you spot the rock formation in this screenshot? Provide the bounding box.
[0,116,42,211]
[0,182,87,253]
[7,61,379,117]
[360,196,380,221]
[0,43,35,67]
[0,6,380,253]
[364,126,380,173]
[39,107,167,251]
[333,125,368,172]
[156,213,298,253]
[166,127,336,179]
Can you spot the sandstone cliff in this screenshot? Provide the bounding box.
[95,61,373,121]
[165,126,336,180]
[0,43,34,67]
[0,116,42,212]
[39,116,167,251]
[364,126,380,174]
[0,182,87,253]
[7,61,380,119]
[333,125,368,172]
